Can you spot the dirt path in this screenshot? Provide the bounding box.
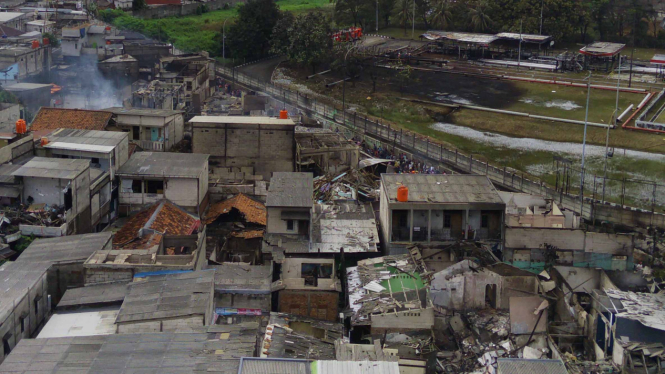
[237,56,287,83]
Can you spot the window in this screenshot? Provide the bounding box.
[444,214,451,228]
[3,337,9,356]
[286,219,294,231]
[131,179,142,193]
[481,214,489,229]
[132,126,140,140]
[301,263,333,286]
[91,158,100,164]
[34,298,39,316]
[186,81,192,91]
[19,317,24,333]
[74,43,77,49]
[145,180,164,194]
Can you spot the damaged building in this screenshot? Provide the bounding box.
[105,107,185,151]
[85,199,206,284]
[156,54,214,113]
[380,174,506,255]
[346,249,434,336]
[295,126,359,175]
[260,312,343,359]
[204,193,266,263]
[207,263,272,324]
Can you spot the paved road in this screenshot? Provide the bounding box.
[237,56,287,83]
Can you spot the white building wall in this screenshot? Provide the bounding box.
[164,178,199,207]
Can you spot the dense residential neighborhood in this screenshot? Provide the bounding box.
[0,0,663,373]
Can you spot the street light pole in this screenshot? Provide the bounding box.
[518,19,522,69]
[376,0,379,32]
[602,56,620,203]
[222,18,229,61]
[343,45,358,126]
[539,0,544,35]
[580,72,592,218]
[411,0,415,38]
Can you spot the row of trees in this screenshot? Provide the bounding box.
[333,0,665,46]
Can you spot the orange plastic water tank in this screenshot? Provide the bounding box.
[279,110,288,119]
[397,186,408,202]
[31,40,39,49]
[15,119,26,134]
[40,137,48,146]
[43,37,49,45]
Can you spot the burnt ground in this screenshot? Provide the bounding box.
[402,70,526,109]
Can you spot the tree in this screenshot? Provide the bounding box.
[468,0,492,32]
[430,0,453,29]
[392,0,413,35]
[42,32,60,47]
[272,12,332,73]
[334,0,371,27]
[270,12,295,54]
[226,0,283,61]
[132,0,146,11]
[395,62,415,92]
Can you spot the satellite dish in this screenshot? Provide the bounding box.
[550,40,555,47]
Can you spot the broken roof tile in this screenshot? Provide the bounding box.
[205,193,266,226]
[113,200,199,249]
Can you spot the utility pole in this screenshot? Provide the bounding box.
[518,19,522,69]
[539,0,544,35]
[222,18,229,61]
[602,57,620,203]
[411,0,415,38]
[376,0,379,32]
[629,12,636,88]
[580,72,592,218]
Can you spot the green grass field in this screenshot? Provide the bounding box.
[110,0,332,55]
[503,81,644,123]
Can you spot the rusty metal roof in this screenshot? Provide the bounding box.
[205,193,266,225]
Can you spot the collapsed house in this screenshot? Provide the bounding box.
[131,79,186,110]
[260,312,343,359]
[346,248,434,335]
[156,54,214,113]
[204,193,266,263]
[295,126,359,175]
[84,199,206,284]
[504,228,641,273]
[499,192,578,229]
[430,259,540,310]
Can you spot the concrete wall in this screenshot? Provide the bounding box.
[371,308,434,333]
[0,104,20,126]
[0,264,49,365]
[0,136,33,164]
[278,290,338,321]
[266,207,310,235]
[85,267,134,285]
[280,257,337,291]
[23,177,69,207]
[192,122,294,180]
[165,178,200,208]
[505,227,636,255]
[0,46,50,79]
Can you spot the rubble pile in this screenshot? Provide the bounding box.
[313,169,379,201]
[0,204,67,230]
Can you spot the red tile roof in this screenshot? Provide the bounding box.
[204,193,266,226]
[230,229,265,239]
[113,200,200,249]
[30,108,113,132]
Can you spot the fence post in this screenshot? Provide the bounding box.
[503,166,506,184]
[440,144,443,162]
[486,162,489,176]
[364,117,367,132]
[413,133,416,149]
[469,154,473,172]
[455,150,458,164]
[653,183,657,215]
[426,138,429,157]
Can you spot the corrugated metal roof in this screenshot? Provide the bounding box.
[16,232,112,264]
[496,32,552,43]
[12,157,89,179]
[190,115,295,125]
[239,358,310,374]
[381,174,504,205]
[57,282,128,308]
[115,270,215,323]
[422,30,499,44]
[266,172,313,207]
[116,152,208,178]
[317,360,400,374]
[579,42,625,56]
[44,142,116,153]
[497,359,568,374]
